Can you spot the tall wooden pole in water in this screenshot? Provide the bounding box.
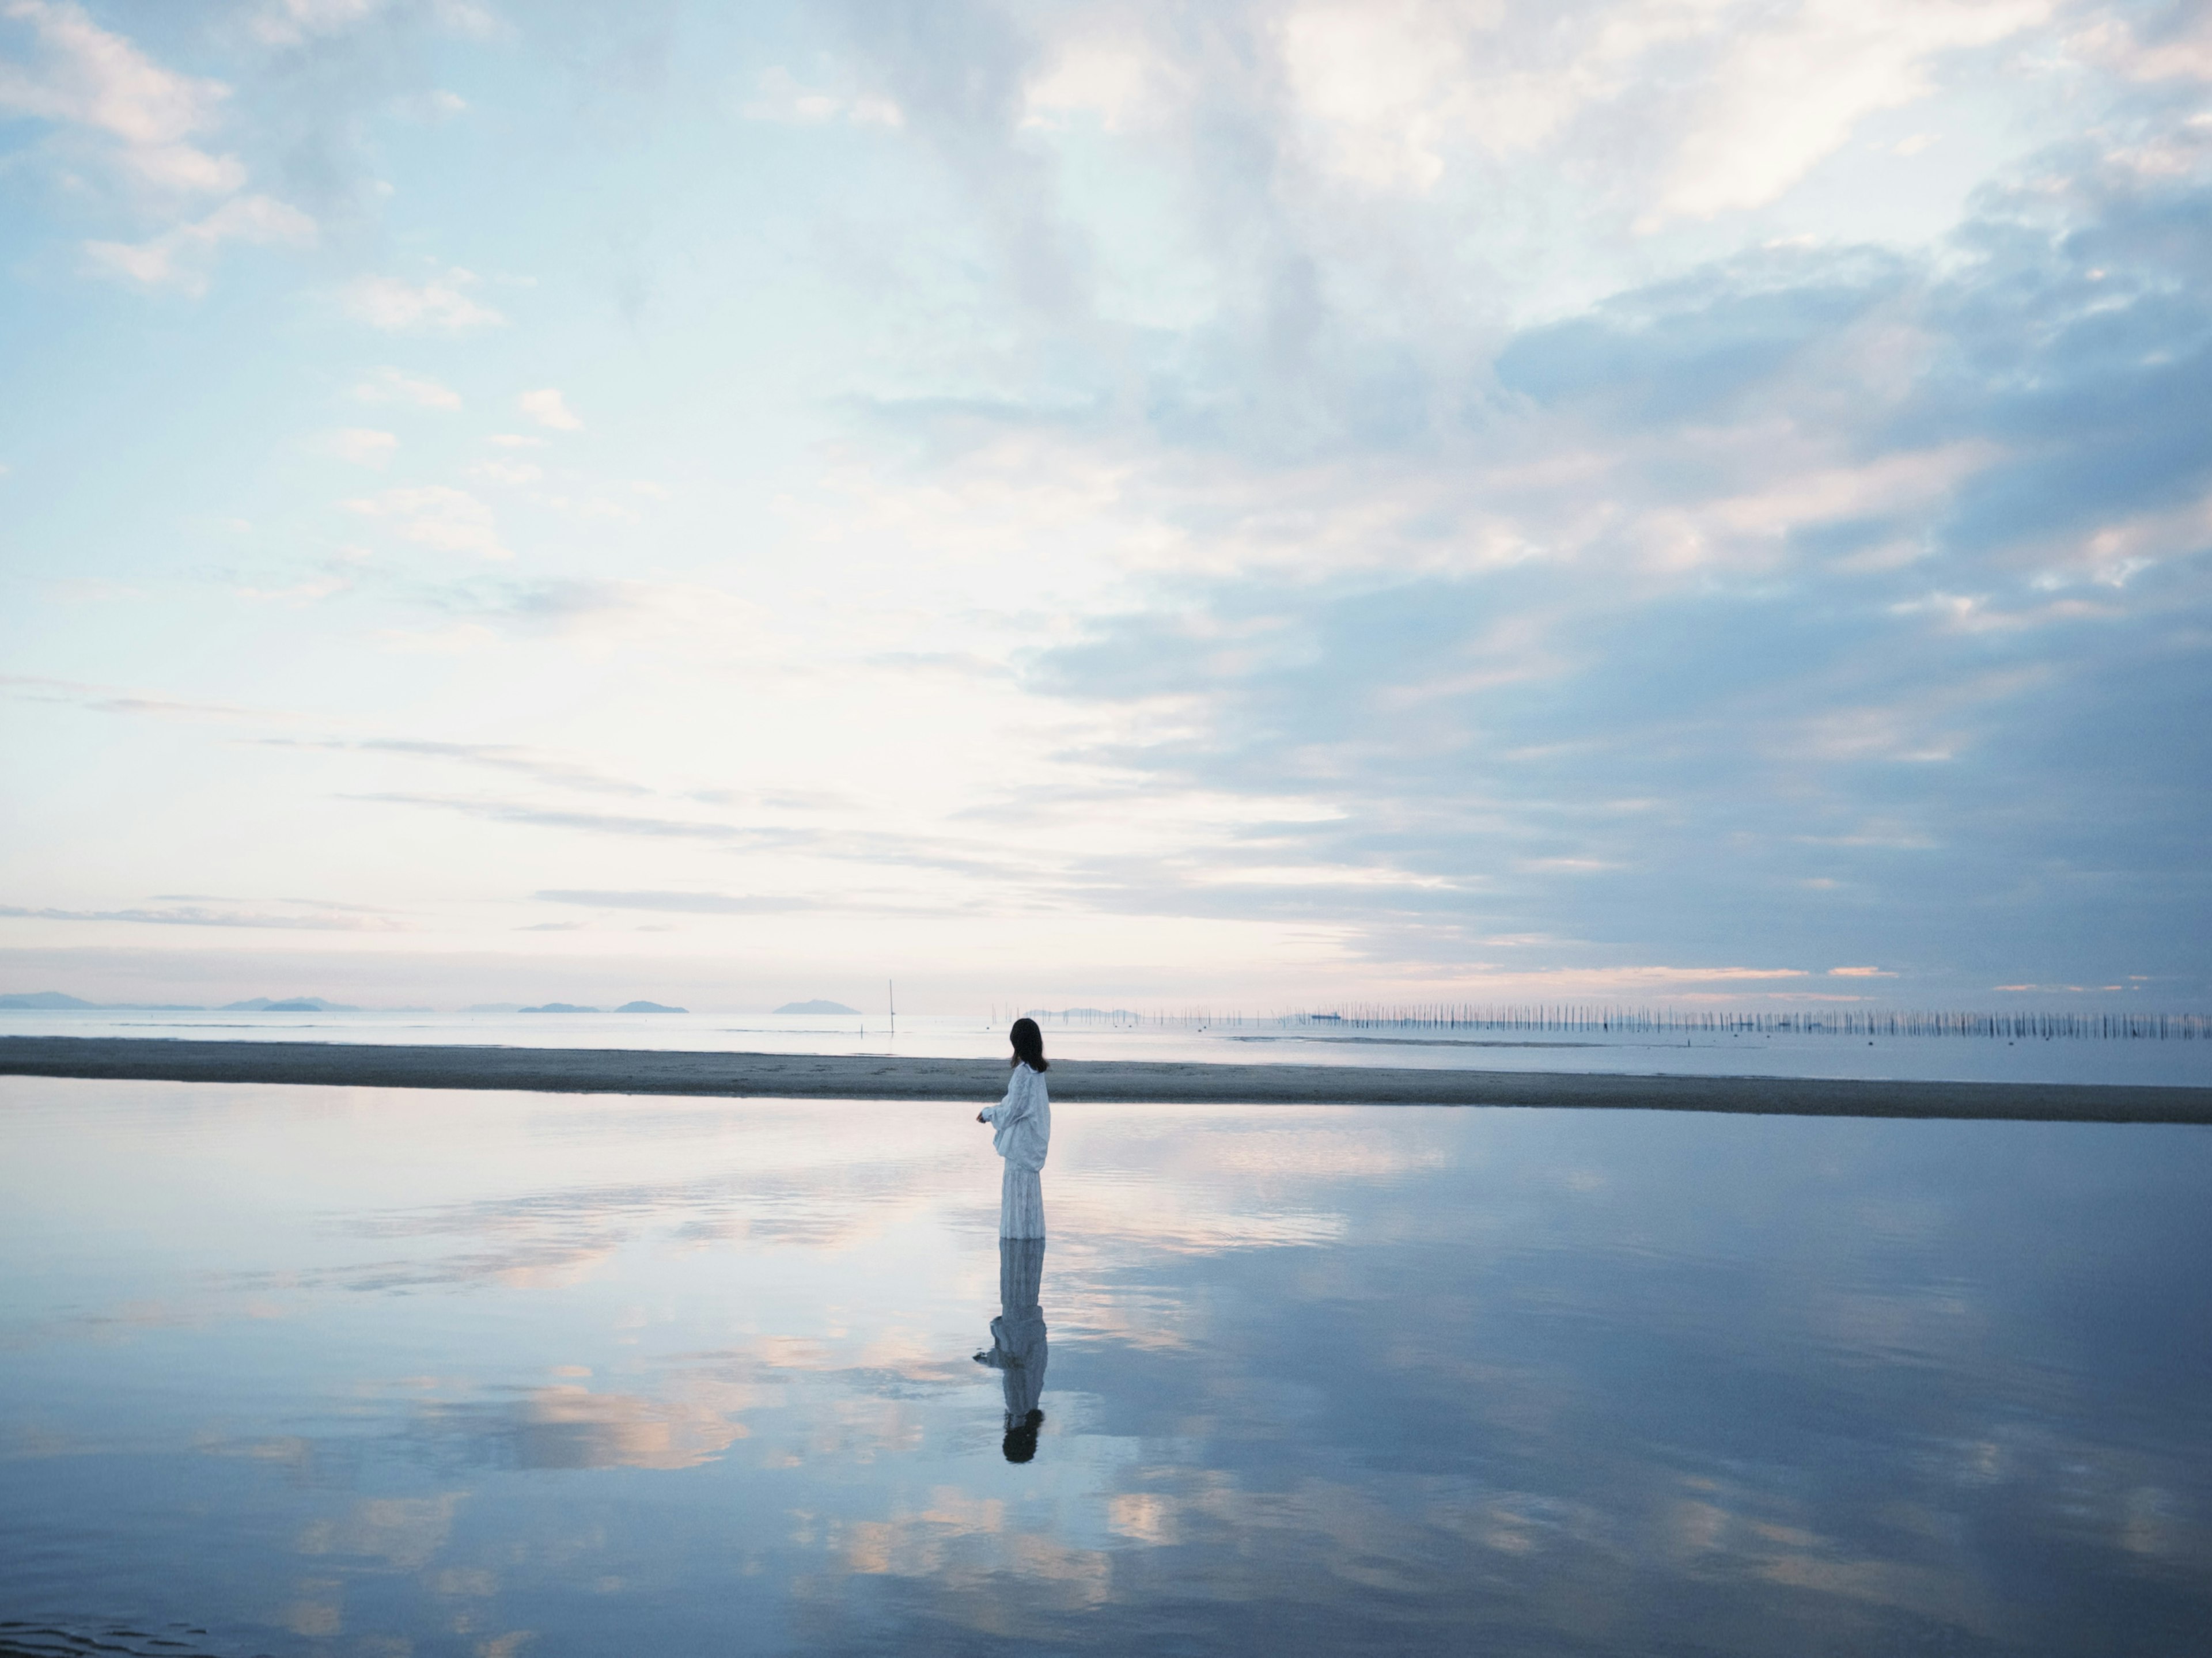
[888,980,896,1038]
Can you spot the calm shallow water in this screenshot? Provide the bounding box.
[2,1079,2209,1657]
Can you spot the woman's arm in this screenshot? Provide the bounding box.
[981,1066,1035,1127]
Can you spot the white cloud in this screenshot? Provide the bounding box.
[469,458,541,485]
[0,898,409,930]
[393,88,468,121]
[518,388,582,430]
[1025,39,1168,134]
[343,270,505,333]
[82,192,315,293]
[0,2,334,299]
[0,0,243,195]
[2068,11,2212,84]
[250,0,385,47]
[1278,2,1493,194]
[559,496,638,523]
[426,0,499,40]
[372,621,501,654]
[741,65,902,127]
[252,0,496,47]
[313,427,398,468]
[346,484,509,559]
[353,367,462,409]
[235,570,355,604]
[1262,0,2051,217]
[2049,490,2212,588]
[1655,0,2054,221]
[1888,590,2113,635]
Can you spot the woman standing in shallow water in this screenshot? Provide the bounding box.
[977,1017,1050,1239]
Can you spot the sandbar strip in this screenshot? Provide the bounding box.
[2,1037,2209,1123]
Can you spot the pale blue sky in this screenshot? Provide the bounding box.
[2,0,2207,1011]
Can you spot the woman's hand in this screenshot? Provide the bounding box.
[976,1111,988,1124]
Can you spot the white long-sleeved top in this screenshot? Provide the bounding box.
[981,1063,1051,1173]
[977,1235,1048,1418]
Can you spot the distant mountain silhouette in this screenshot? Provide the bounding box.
[616,1000,687,1013]
[220,997,358,1012]
[520,1003,597,1013]
[1,991,204,1010]
[775,999,859,1015]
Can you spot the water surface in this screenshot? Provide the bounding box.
[2,1078,2207,1655]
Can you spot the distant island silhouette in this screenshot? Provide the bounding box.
[0,991,357,1012]
[617,1001,687,1014]
[519,1003,596,1014]
[774,999,859,1015]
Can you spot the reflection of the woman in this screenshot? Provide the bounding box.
[974,1236,1048,1463]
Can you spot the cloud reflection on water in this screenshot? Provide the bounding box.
[0,1080,2208,1655]
[417,1382,757,1473]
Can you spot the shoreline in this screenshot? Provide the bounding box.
[2,1036,2210,1123]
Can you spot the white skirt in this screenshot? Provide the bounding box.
[999,1161,1045,1239]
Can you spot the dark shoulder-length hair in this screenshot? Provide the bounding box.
[1008,1016,1048,1072]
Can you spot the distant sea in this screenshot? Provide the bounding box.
[3,1006,2208,1088]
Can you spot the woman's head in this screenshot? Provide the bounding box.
[1002,1407,1044,1463]
[1008,1016,1048,1072]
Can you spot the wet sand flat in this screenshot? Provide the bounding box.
[2,1035,2209,1122]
